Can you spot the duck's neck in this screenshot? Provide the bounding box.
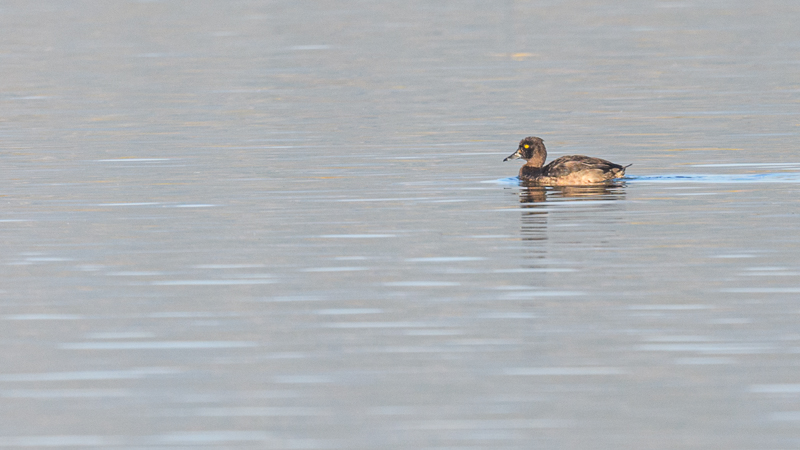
[519,165,543,179]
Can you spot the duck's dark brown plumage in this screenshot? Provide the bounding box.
[504,136,629,186]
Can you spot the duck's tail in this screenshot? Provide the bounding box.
[609,163,632,180]
[620,163,633,176]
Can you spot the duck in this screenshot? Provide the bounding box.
[504,136,629,185]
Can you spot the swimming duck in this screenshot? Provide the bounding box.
[504,136,629,185]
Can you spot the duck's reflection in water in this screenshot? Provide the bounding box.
[517,182,627,266]
[520,182,626,204]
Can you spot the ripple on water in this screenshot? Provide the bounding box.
[3,314,84,320]
[0,367,179,382]
[628,172,800,183]
[504,367,626,376]
[488,171,800,185]
[405,257,486,262]
[59,341,257,350]
[301,267,368,272]
[152,279,275,285]
[319,234,396,238]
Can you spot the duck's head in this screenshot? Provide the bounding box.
[503,136,546,162]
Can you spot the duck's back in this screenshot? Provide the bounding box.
[520,155,627,185]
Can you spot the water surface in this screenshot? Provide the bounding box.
[1,0,799,449]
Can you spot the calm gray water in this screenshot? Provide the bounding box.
[1,1,800,448]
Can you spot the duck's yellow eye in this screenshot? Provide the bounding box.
[524,144,530,149]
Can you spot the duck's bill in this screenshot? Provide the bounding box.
[503,150,522,161]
